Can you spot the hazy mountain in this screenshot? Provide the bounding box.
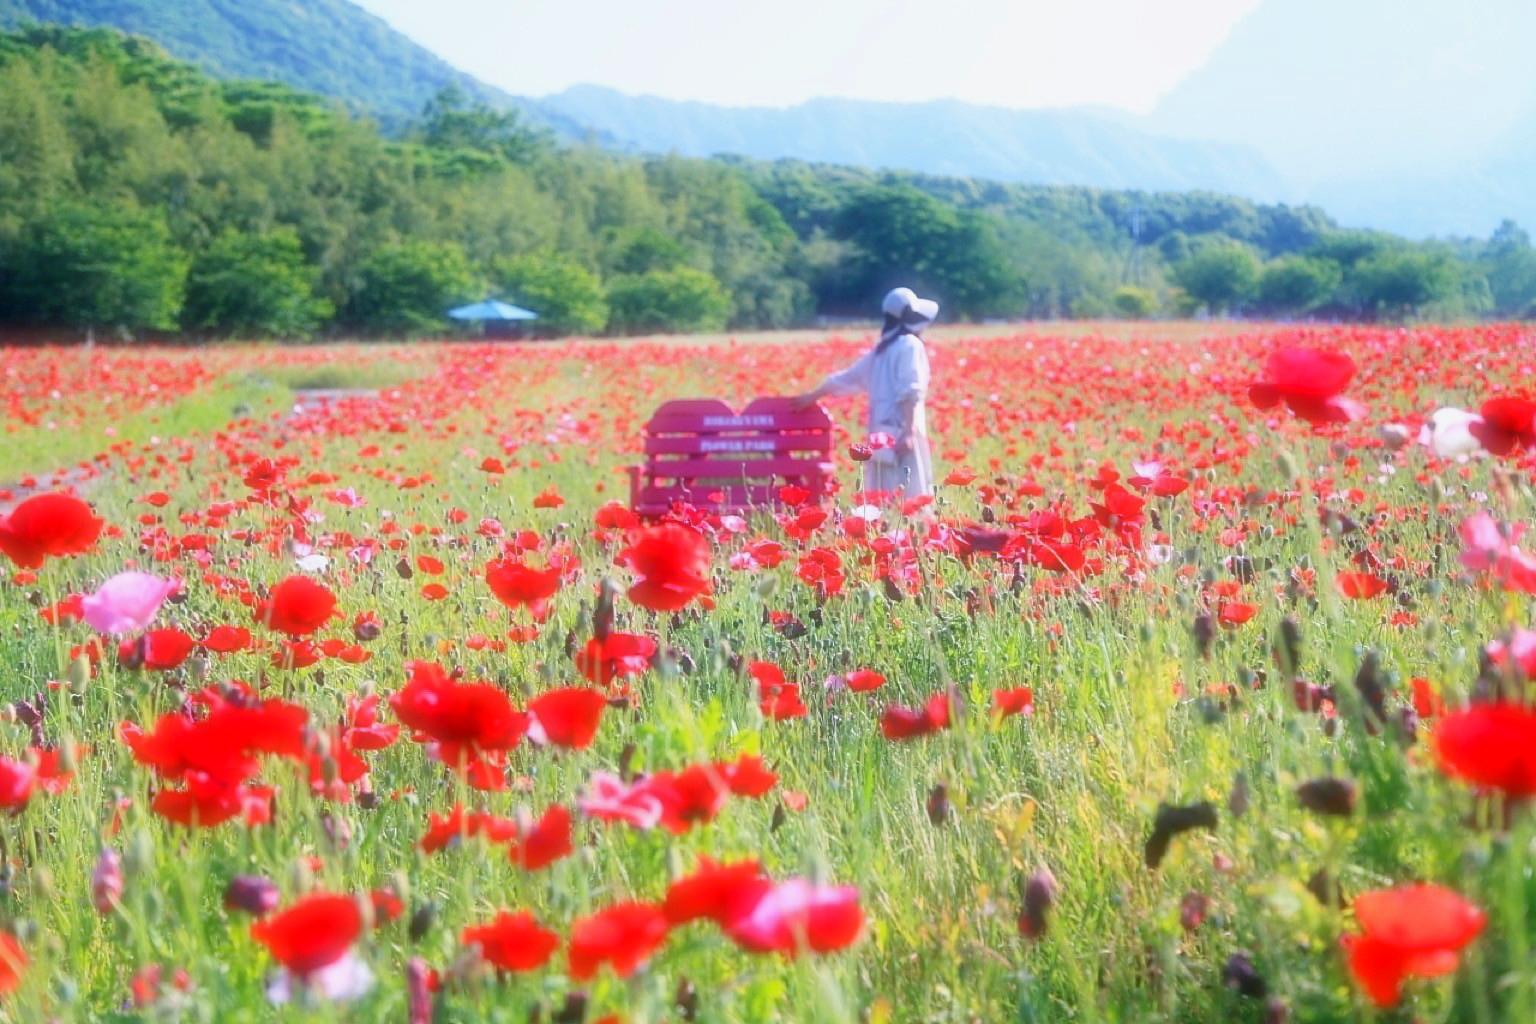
[3,0,1528,238]
[0,0,586,133]
[540,85,1291,199]
[1152,0,1536,236]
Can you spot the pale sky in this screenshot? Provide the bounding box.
[353,0,1262,111]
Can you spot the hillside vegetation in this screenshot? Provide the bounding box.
[0,27,1533,339]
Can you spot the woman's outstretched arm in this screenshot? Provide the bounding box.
[793,351,871,408]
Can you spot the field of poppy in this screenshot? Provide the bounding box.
[0,322,1534,1022]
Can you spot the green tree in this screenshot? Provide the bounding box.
[1353,248,1458,319]
[606,267,731,335]
[835,184,1024,319]
[347,241,479,336]
[1174,240,1261,314]
[603,226,690,276]
[417,86,550,164]
[183,229,331,337]
[1110,286,1157,318]
[493,252,608,336]
[1258,255,1343,314]
[0,199,187,333]
[1481,220,1536,317]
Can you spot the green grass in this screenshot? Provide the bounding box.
[0,330,1531,1022]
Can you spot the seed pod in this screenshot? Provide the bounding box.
[1222,952,1267,999]
[1227,772,1250,819]
[408,900,438,941]
[552,991,588,1024]
[674,978,699,1022]
[1296,776,1356,817]
[223,875,280,916]
[1145,801,1218,870]
[1192,614,1215,659]
[1273,618,1302,677]
[926,783,951,826]
[1353,651,1388,724]
[1179,891,1208,931]
[1018,868,1057,940]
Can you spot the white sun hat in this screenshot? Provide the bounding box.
[882,286,939,324]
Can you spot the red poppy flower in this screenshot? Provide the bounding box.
[663,858,771,926]
[1342,884,1485,1007]
[575,632,657,686]
[532,486,565,509]
[527,688,607,749]
[844,669,886,693]
[510,805,573,871]
[1433,702,1536,797]
[1469,395,1536,456]
[880,692,952,741]
[567,901,671,980]
[389,661,527,787]
[201,625,252,654]
[255,576,337,635]
[618,523,712,612]
[419,804,521,853]
[485,559,561,609]
[0,758,36,813]
[251,893,363,976]
[1248,346,1363,425]
[993,687,1034,719]
[1336,572,1389,599]
[725,879,864,956]
[461,911,559,973]
[718,754,778,797]
[0,492,103,568]
[0,932,26,995]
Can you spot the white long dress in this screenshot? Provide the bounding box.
[818,332,935,499]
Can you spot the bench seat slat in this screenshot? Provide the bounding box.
[644,434,829,455]
[638,457,829,480]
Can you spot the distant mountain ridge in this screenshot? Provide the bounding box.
[0,0,587,135]
[3,0,1529,238]
[538,85,1292,200]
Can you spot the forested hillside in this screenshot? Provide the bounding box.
[1,27,1532,338]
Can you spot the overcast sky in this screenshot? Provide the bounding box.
[353,0,1261,110]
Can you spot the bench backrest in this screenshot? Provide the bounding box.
[632,397,833,514]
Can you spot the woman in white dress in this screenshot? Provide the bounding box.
[795,287,936,500]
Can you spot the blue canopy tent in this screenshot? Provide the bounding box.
[448,299,539,339]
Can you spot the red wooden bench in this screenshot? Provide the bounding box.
[628,397,834,517]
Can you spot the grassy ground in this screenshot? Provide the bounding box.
[0,325,1531,1021]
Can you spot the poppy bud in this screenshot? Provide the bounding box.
[408,900,437,941]
[553,991,588,1024]
[926,783,951,826]
[1223,952,1267,998]
[1305,868,1343,908]
[406,957,434,1024]
[1296,776,1356,817]
[92,848,123,914]
[1192,614,1215,659]
[1353,650,1388,724]
[1179,891,1208,931]
[1227,772,1250,818]
[124,829,154,878]
[67,653,91,691]
[1019,868,1057,940]
[224,875,280,917]
[675,978,699,1021]
[1273,618,1301,677]
[1145,801,1218,869]
[395,557,413,579]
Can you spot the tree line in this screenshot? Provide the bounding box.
[1,26,1532,340]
